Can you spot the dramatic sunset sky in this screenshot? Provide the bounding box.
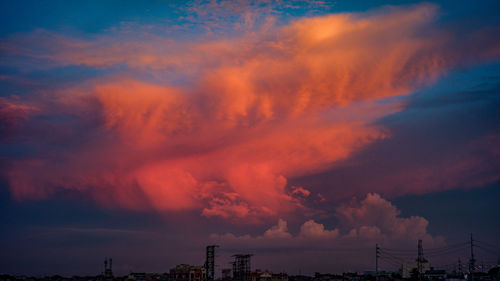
[1,0,500,276]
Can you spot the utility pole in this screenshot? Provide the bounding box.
[470,234,475,281]
[376,244,380,281]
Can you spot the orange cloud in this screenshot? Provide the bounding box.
[4,3,500,222]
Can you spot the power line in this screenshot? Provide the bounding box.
[476,245,500,257]
[476,240,500,251]
[381,242,468,254]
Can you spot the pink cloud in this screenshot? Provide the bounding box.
[2,3,500,223]
[263,219,293,239]
[0,97,37,139]
[209,193,446,272]
[290,186,311,197]
[335,193,439,244]
[210,193,444,247]
[299,220,339,240]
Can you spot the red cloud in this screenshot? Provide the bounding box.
[3,4,500,222]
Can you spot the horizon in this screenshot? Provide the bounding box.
[1,235,498,277]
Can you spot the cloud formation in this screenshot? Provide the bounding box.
[209,193,445,272]
[2,3,500,222]
[212,193,442,246]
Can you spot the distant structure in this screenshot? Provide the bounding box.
[470,234,476,281]
[248,269,288,281]
[169,264,206,281]
[232,254,253,281]
[205,245,219,281]
[417,239,428,281]
[222,268,232,281]
[375,244,380,281]
[103,257,113,281]
[127,272,146,281]
[402,261,430,278]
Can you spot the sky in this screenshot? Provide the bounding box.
[1,0,500,277]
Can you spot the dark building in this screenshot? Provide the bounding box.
[169,264,206,281]
[222,269,232,281]
[248,270,288,281]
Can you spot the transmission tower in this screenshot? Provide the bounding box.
[470,234,476,281]
[416,240,427,281]
[205,245,219,281]
[103,257,113,281]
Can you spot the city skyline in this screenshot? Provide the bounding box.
[0,237,498,278]
[1,0,499,276]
